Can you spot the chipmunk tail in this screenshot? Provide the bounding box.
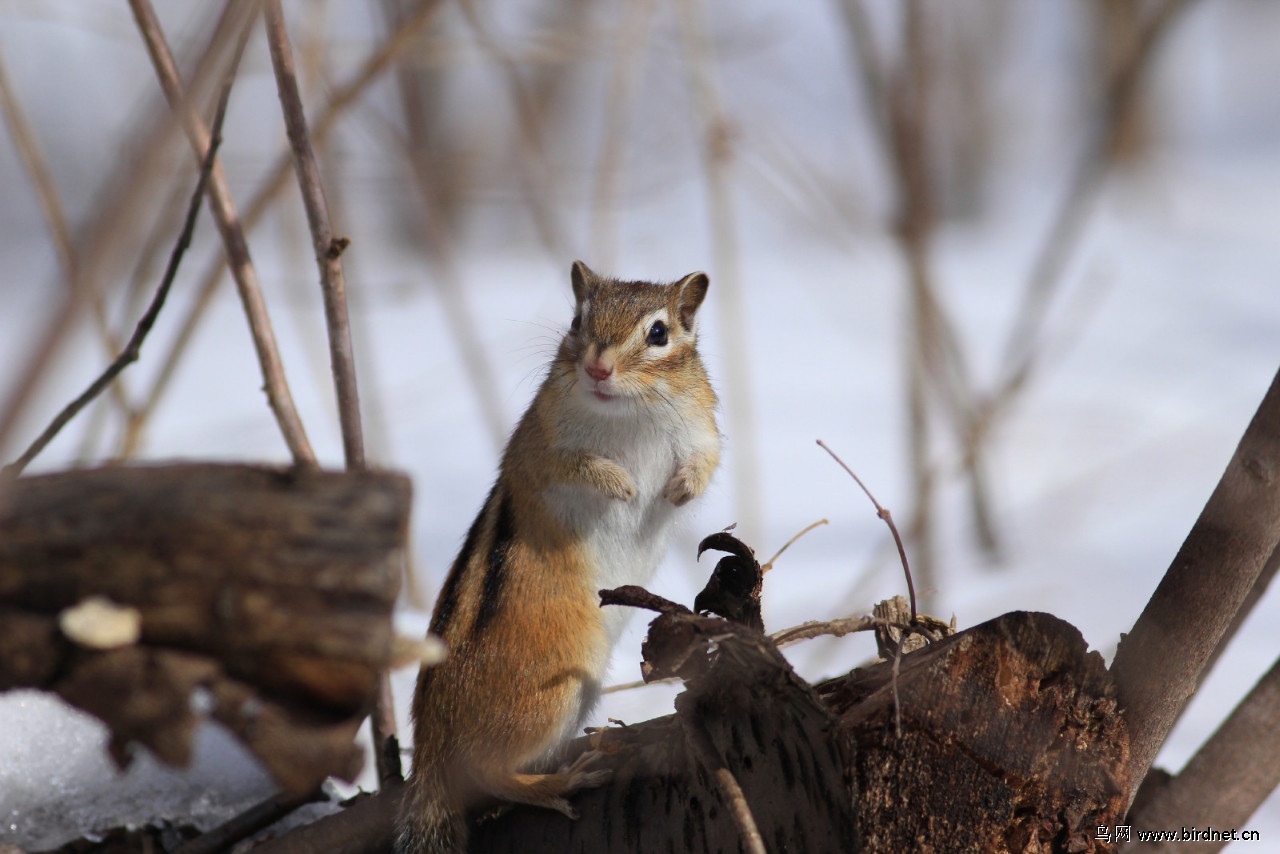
[395,771,467,854]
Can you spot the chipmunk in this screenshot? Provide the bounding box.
[395,261,722,853]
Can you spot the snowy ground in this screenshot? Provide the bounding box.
[3,1,1280,850]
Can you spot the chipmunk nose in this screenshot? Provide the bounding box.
[585,360,613,382]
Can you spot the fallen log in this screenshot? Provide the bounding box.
[0,463,411,792]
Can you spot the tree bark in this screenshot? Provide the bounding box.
[822,611,1128,853]
[0,463,411,792]
[1124,652,1280,853]
[271,607,1125,853]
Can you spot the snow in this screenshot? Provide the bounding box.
[3,1,1280,849]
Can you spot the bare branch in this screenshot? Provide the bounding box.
[0,3,243,458]
[454,0,567,259]
[995,0,1199,393]
[761,518,829,573]
[715,767,767,854]
[262,0,401,787]
[263,1,364,470]
[601,675,678,695]
[127,0,447,453]
[172,789,320,854]
[1125,652,1280,851]
[0,44,133,421]
[817,439,917,621]
[381,5,512,452]
[3,98,228,478]
[589,0,659,268]
[769,615,886,649]
[1111,365,1280,809]
[676,0,764,541]
[129,0,317,466]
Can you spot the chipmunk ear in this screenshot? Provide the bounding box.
[571,260,597,305]
[674,271,710,330]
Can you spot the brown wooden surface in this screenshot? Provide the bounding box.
[823,611,1129,853]
[277,607,1125,854]
[1125,652,1280,853]
[0,463,411,792]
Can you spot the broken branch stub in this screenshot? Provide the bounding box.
[693,531,764,632]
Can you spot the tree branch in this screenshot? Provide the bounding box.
[125,0,447,454]
[2,99,227,478]
[262,0,400,787]
[1125,652,1280,851]
[129,0,317,466]
[1111,365,1280,807]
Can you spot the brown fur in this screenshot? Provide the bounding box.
[397,262,721,853]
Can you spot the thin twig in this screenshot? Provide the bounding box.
[454,0,567,259]
[263,0,365,470]
[961,1,1199,559]
[769,615,894,649]
[839,0,978,581]
[130,0,317,467]
[714,767,767,854]
[761,519,828,573]
[127,0,447,447]
[588,0,659,268]
[263,0,400,786]
[676,0,763,542]
[0,3,243,458]
[172,788,320,854]
[3,103,228,478]
[601,675,679,695]
[381,5,510,452]
[0,48,129,397]
[109,176,210,459]
[817,439,917,621]
[961,1,1199,558]
[994,0,1199,392]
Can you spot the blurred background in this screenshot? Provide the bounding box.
[2,0,1279,848]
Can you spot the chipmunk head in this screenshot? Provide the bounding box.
[559,260,709,414]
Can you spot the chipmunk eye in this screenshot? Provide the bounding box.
[570,314,582,335]
[646,320,668,347]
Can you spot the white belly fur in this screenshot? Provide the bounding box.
[543,411,700,651]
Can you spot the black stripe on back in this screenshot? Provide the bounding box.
[429,482,497,636]
[473,490,515,637]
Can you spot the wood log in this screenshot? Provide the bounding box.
[307,605,1111,853]
[254,607,1126,853]
[0,463,411,792]
[821,611,1129,853]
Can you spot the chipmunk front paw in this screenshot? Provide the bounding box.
[586,455,636,502]
[666,468,709,506]
[664,454,714,506]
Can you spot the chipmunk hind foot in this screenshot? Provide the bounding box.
[480,753,613,821]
